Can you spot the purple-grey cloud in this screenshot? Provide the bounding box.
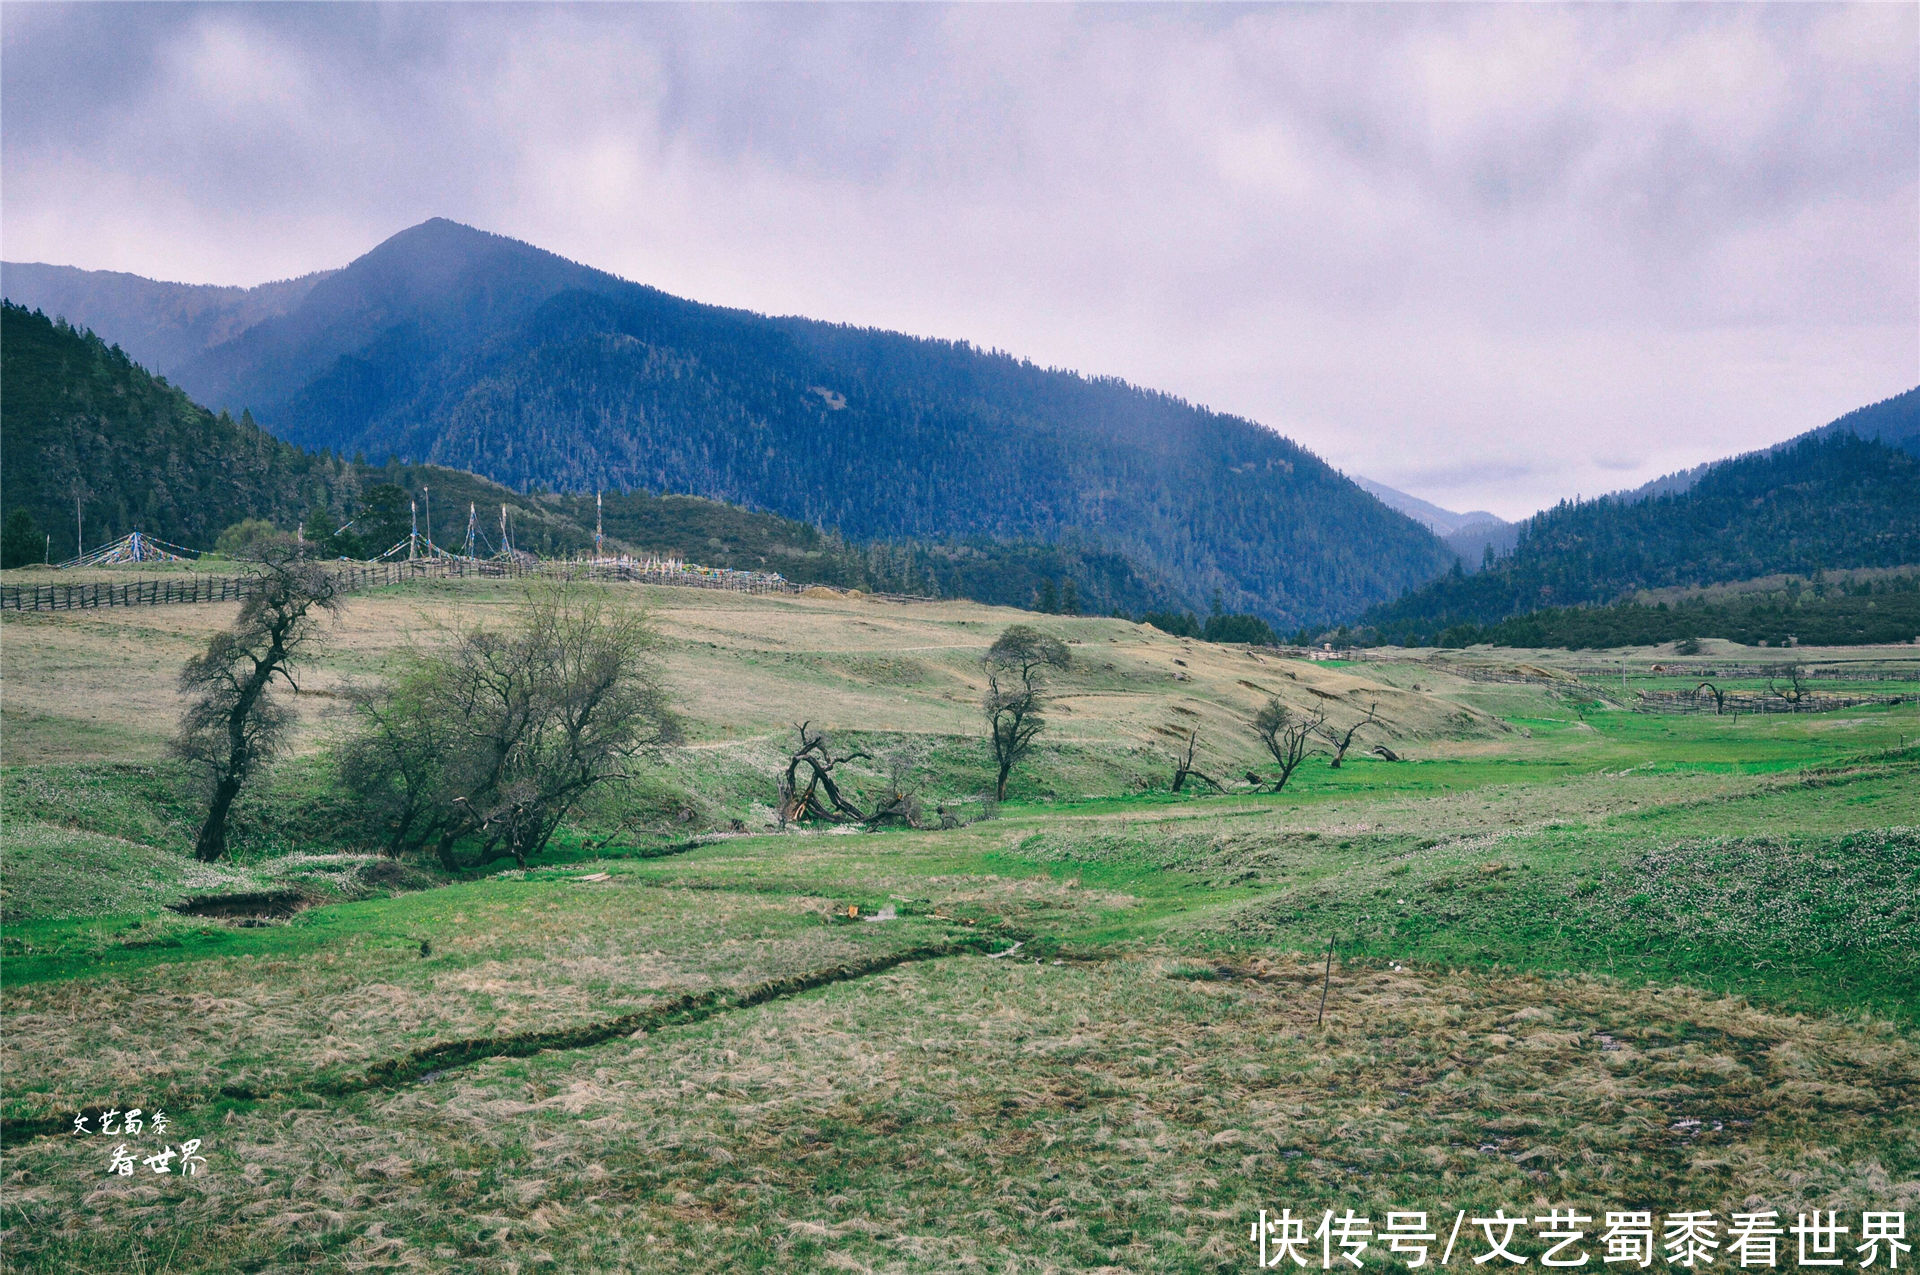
[3,2,1913,519]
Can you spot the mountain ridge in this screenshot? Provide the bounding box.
[1350,475,1504,538]
[0,261,332,380]
[2,218,1453,626]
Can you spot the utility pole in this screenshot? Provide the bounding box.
[75,492,83,560]
[423,486,433,556]
[595,490,604,561]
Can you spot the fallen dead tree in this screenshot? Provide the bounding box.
[776,722,872,827]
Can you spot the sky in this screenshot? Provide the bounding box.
[2,3,1914,520]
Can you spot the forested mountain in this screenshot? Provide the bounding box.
[0,302,348,560]
[2,218,1451,626]
[1349,433,1920,645]
[1802,386,1920,457]
[1589,385,1920,511]
[0,303,675,562]
[0,302,1184,612]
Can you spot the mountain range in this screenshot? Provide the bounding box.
[1,219,1452,628]
[7,219,1917,639]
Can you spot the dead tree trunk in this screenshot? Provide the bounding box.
[1768,667,1808,710]
[1170,729,1223,793]
[1315,703,1379,769]
[776,722,870,827]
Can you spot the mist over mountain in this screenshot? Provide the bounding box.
[2,218,1452,627]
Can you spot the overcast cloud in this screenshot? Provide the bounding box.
[3,2,1913,518]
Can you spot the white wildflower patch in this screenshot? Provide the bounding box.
[1577,829,1920,955]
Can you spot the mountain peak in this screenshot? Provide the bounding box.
[343,217,598,297]
[374,216,516,254]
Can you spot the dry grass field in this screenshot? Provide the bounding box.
[0,576,1502,766]
[2,573,1917,1272]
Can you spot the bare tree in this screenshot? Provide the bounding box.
[176,548,342,861]
[866,739,931,827]
[1695,681,1727,715]
[1169,729,1223,793]
[340,584,680,869]
[1768,666,1809,710]
[776,722,872,827]
[1315,703,1379,768]
[1250,697,1323,793]
[982,625,1070,801]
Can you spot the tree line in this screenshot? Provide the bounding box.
[1409,575,1920,650]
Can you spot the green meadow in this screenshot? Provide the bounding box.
[2,578,1916,1272]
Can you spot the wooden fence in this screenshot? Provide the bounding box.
[1572,662,1920,682]
[1634,688,1910,715]
[0,556,819,613]
[1,575,253,612]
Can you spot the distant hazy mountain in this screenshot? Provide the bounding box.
[0,261,331,383]
[1442,520,1523,569]
[1351,475,1504,536]
[1351,475,1515,571]
[1352,430,1920,643]
[2,218,1451,626]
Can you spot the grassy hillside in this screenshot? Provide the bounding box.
[3,576,1917,1269]
[1355,432,1920,643]
[9,219,1453,625]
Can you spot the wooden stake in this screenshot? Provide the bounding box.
[1316,936,1335,1027]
